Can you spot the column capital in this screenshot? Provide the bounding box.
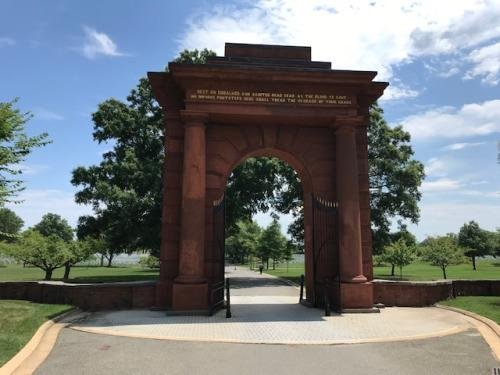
[333,115,366,133]
[180,110,209,126]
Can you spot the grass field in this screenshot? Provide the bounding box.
[440,296,500,324]
[0,259,497,284]
[0,300,72,366]
[0,264,159,283]
[262,259,500,284]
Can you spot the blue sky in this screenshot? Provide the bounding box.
[1,0,499,240]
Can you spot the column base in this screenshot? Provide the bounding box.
[172,282,209,311]
[341,282,373,309]
[152,280,172,310]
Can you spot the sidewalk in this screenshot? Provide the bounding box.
[68,266,473,345]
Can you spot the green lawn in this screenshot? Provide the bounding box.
[0,300,72,366]
[440,296,500,324]
[0,264,159,283]
[262,259,499,283]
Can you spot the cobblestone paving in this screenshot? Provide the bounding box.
[70,267,472,344]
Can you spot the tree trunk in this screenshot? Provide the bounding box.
[266,258,269,270]
[272,259,276,270]
[471,256,476,270]
[391,264,395,277]
[399,265,403,280]
[100,254,104,267]
[106,253,114,267]
[442,266,447,279]
[44,269,53,281]
[63,262,71,281]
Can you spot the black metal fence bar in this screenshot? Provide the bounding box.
[225,278,231,318]
[299,274,305,303]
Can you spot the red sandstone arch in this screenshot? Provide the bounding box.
[149,43,387,312]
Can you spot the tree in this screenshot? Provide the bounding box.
[381,228,418,276]
[2,230,67,280]
[368,104,425,254]
[380,238,415,279]
[71,49,216,258]
[225,220,262,265]
[33,213,75,278]
[490,229,500,257]
[458,221,491,270]
[0,207,23,241]
[421,235,465,279]
[257,219,287,269]
[33,213,73,242]
[61,240,95,280]
[0,99,50,205]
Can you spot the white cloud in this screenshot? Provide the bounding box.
[178,0,500,94]
[5,189,92,229]
[425,158,448,177]
[380,84,420,101]
[442,142,485,151]
[0,37,15,47]
[80,26,125,59]
[16,164,49,176]
[421,178,463,192]
[401,99,500,139]
[465,41,500,85]
[33,108,64,121]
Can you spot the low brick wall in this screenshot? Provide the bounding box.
[0,281,156,311]
[373,280,453,307]
[452,280,500,297]
[373,279,500,307]
[1,279,498,310]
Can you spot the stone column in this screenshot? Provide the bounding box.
[335,123,367,283]
[172,111,209,310]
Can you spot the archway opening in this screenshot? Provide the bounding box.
[209,155,315,316]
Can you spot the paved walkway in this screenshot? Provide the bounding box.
[68,267,472,344]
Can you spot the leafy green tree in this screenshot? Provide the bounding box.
[490,229,500,257]
[0,207,23,241]
[458,221,491,270]
[33,213,78,278]
[368,104,425,254]
[225,220,262,265]
[257,219,287,269]
[33,213,73,242]
[2,230,67,280]
[0,99,50,205]
[61,240,95,280]
[381,238,415,279]
[421,235,465,279]
[72,49,215,258]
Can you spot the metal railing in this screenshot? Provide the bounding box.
[225,278,231,318]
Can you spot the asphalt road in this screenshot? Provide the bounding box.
[36,328,498,375]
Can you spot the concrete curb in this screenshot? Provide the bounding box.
[0,308,87,375]
[436,304,500,361]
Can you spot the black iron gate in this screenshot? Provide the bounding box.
[209,194,225,315]
[312,194,341,312]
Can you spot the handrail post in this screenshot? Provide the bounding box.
[324,281,331,317]
[225,278,231,318]
[299,274,305,303]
